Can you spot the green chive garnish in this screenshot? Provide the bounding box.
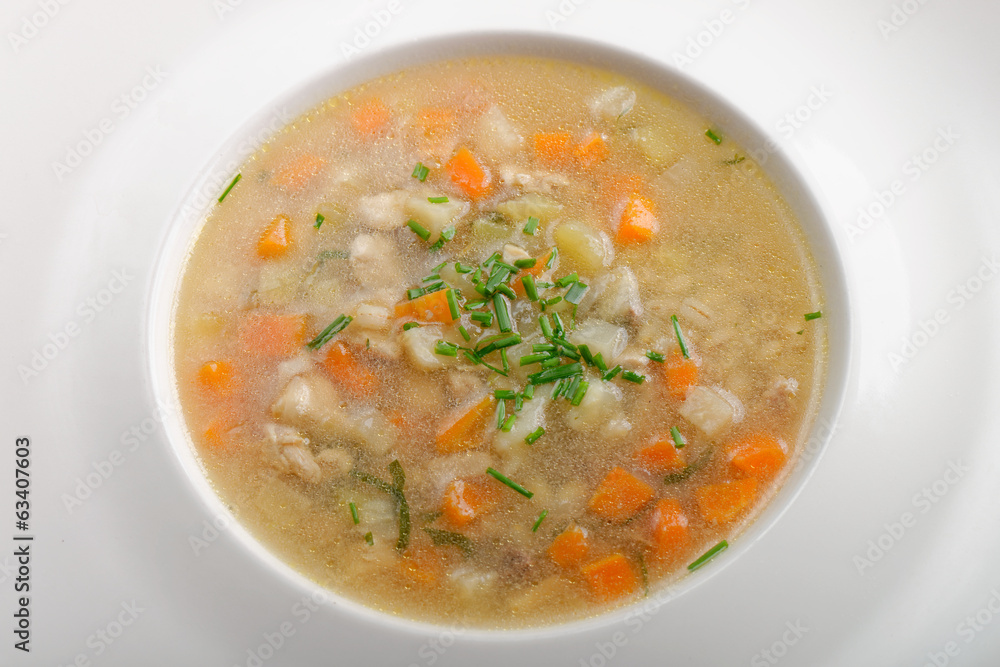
[407,287,425,300]
[533,343,557,353]
[486,467,533,498]
[671,314,690,359]
[501,414,516,432]
[523,216,540,235]
[496,400,506,429]
[688,540,728,571]
[458,325,471,342]
[218,173,241,202]
[422,273,441,283]
[407,219,431,241]
[446,289,460,321]
[429,225,456,251]
[477,333,521,356]
[455,262,474,274]
[555,273,579,288]
[551,313,566,337]
[646,350,665,363]
[804,311,823,321]
[622,370,646,384]
[602,365,622,381]
[525,426,544,445]
[314,213,326,229]
[578,344,594,366]
[349,502,359,524]
[495,389,518,400]
[514,258,537,269]
[428,195,449,203]
[705,128,723,145]
[592,352,608,372]
[545,247,558,269]
[412,162,429,182]
[528,362,583,385]
[306,314,353,350]
[470,311,494,327]
[484,265,512,295]
[434,340,459,357]
[402,322,420,331]
[465,299,488,310]
[522,274,539,301]
[564,282,588,305]
[522,384,535,400]
[364,531,374,546]
[539,315,554,339]
[500,347,510,373]
[494,294,513,333]
[540,357,560,369]
[532,509,548,532]
[519,352,551,366]
[670,426,686,448]
[570,380,589,406]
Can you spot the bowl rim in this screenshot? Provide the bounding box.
[145,28,854,641]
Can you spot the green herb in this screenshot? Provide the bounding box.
[519,353,552,366]
[424,281,446,293]
[688,540,728,571]
[514,257,537,270]
[514,394,523,411]
[540,357,561,369]
[804,311,823,321]
[423,527,474,557]
[350,461,410,551]
[494,294,513,333]
[521,274,540,301]
[570,380,589,406]
[542,296,563,308]
[592,352,608,372]
[670,426,686,448]
[407,287,425,300]
[671,314,690,359]
[470,311,494,327]
[622,370,646,384]
[412,162,429,182]
[477,333,521,356]
[484,266,511,295]
[486,467,534,498]
[364,531,374,546]
[664,447,714,484]
[646,350,665,363]
[421,273,441,283]
[545,247,558,269]
[528,362,583,385]
[435,340,459,357]
[539,315,554,339]
[407,219,431,241]
[218,173,241,202]
[446,289,460,321]
[349,502,359,525]
[317,249,349,261]
[536,281,555,289]
[724,155,746,165]
[314,212,326,229]
[430,225,456,251]
[496,400,506,429]
[500,414,516,432]
[458,325,471,342]
[555,273,579,288]
[500,347,511,373]
[495,389,518,400]
[465,299,488,310]
[525,426,544,445]
[422,510,443,524]
[402,322,420,331]
[532,509,549,532]
[306,314,353,350]
[564,282,588,305]
[431,261,447,273]
[455,262,474,274]
[602,365,622,381]
[551,312,566,337]
[796,329,805,335]
[428,195,449,203]
[705,128,723,145]
[523,216,540,235]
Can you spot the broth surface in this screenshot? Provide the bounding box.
[173,56,826,628]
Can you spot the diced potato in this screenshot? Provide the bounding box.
[356,190,410,230]
[423,451,493,497]
[353,303,390,331]
[439,263,479,300]
[401,324,447,371]
[496,193,563,224]
[680,386,737,438]
[314,201,349,230]
[350,234,401,289]
[588,86,636,122]
[493,395,546,456]
[554,221,612,273]
[255,261,300,307]
[405,195,469,241]
[601,417,632,441]
[474,105,523,161]
[570,320,628,364]
[631,125,682,168]
[565,379,621,431]
[469,213,514,245]
[590,267,643,322]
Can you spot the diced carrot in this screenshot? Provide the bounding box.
[398,546,445,586]
[663,349,698,399]
[616,195,660,244]
[695,478,758,524]
[442,478,498,527]
[395,289,457,324]
[548,524,590,568]
[600,172,647,201]
[446,147,491,200]
[575,131,607,169]
[588,467,655,522]
[417,107,455,137]
[649,498,690,558]
[322,341,379,398]
[238,312,306,357]
[197,360,234,396]
[512,250,557,296]
[350,97,391,136]
[202,415,238,450]
[635,438,685,474]
[581,553,638,601]
[272,155,326,192]
[532,131,574,165]
[435,395,496,454]
[257,214,293,259]
[728,434,787,479]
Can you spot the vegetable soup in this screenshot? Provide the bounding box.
[172,56,827,628]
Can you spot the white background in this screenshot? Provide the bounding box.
[1,0,999,665]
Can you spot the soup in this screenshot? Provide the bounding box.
[172,56,826,628]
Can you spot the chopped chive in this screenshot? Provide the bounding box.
[724,155,746,165]
[522,274,539,301]
[470,311,494,327]
[529,362,583,385]
[349,502,360,524]
[796,329,805,335]
[519,352,550,366]
[496,284,517,300]
[545,247,558,269]
[494,260,519,273]
[532,509,549,532]
[495,389,518,400]
[423,527,474,557]
[578,344,595,365]
[543,296,563,308]
[496,400,506,429]
[218,173,241,202]
[483,251,502,268]
[434,340,459,357]
[484,266,511,295]
[539,316,554,339]
[671,314,690,359]
[428,195,449,203]
[306,314,353,350]
[670,426,686,448]
[494,294,513,333]
[804,311,823,321]
[473,283,488,297]
[472,267,483,282]
[407,287,425,300]
[431,261,447,273]
[314,212,326,229]
[532,343,556,353]
[664,446,714,484]
[552,313,566,337]
[535,281,555,289]
[562,376,581,400]
[564,282,588,305]
[446,289,460,321]
[525,427,544,444]
[486,467,533,498]
[523,216,540,235]
[407,219,431,241]
[430,225,456,251]
[500,347,510,373]
[522,384,535,400]
[402,322,420,331]
[622,370,646,384]
[478,333,522,356]
[424,281,446,293]
[411,162,429,182]
[514,394,523,411]
[555,273,579,288]
[705,128,723,145]
[602,365,622,381]
[592,352,608,372]
[422,273,441,283]
[458,325,471,342]
[364,531,374,546]
[514,258,537,270]
[465,299,488,310]
[455,262,474,274]
[688,540,728,571]
[552,337,579,355]
[540,357,561,369]
[500,414,516,432]
[570,380,589,406]
[646,350,665,363]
